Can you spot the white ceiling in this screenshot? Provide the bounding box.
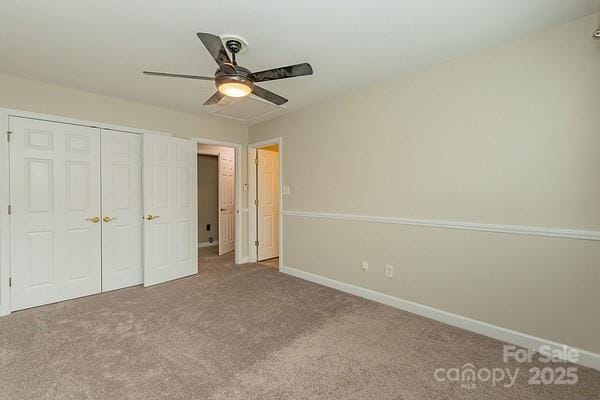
[0,0,597,123]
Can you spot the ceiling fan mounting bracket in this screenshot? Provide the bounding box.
[220,34,248,54]
[225,40,242,54]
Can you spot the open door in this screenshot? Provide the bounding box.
[218,148,235,255]
[143,133,197,286]
[257,147,279,261]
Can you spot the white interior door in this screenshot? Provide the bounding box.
[101,130,143,291]
[218,149,235,255]
[9,117,102,311]
[257,148,279,261]
[143,133,197,286]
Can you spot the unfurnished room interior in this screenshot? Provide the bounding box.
[0,1,599,399]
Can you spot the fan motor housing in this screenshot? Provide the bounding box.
[215,65,254,90]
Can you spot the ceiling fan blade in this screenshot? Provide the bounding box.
[143,71,214,81]
[252,85,288,105]
[251,63,313,83]
[203,91,225,106]
[197,32,231,66]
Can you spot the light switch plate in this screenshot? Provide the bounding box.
[283,185,290,195]
[385,264,393,278]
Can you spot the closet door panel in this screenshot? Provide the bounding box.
[10,117,101,311]
[101,130,143,291]
[142,133,197,287]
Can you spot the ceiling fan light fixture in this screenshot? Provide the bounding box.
[144,33,313,106]
[218,81,252,97]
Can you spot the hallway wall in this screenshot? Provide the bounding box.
[197,154,219,244]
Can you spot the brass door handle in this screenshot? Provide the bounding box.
[103,216,118,223]
[85,217,100,223]
[145,214,160,221]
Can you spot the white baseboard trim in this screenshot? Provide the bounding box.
[0,304,9,317]
[198,241,218,248]
[281,265,600,371]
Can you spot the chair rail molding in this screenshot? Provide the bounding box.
[282,210,600,241]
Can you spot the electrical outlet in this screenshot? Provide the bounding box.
[361,261,369,271]
[385,264,393,278]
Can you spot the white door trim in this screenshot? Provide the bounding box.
[0,108,172,137]
[248,138,283,270]
[0,107,171,316]
[191,137,244,265]
[0,110,11,316]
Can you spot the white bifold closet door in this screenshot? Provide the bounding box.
[9,117,102,311]
[142,133,198,286]
[101,129,143,291]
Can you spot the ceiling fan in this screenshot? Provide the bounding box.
[143,33,313,106]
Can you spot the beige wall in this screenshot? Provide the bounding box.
[197,154,219,243]
[250,14,600,353]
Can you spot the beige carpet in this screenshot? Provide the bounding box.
[258,256,280,269]
[1,251,598,399]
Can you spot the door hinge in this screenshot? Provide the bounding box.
[8,277,11,287]
[254,199,258,206]
[7,205,11,215]
[254,158,259,165]
[6,130,11,143]
[255,240,259,247]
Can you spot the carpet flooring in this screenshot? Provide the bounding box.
[0,250,598,399]
[257,257,280,269]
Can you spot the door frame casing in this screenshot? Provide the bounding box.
[0,110,10,316]
[192,138,244,266]
[0,107,171,316]
[248,137,283,270]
